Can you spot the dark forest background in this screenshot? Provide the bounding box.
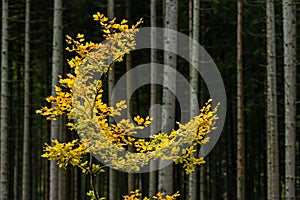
[0,0,299,199]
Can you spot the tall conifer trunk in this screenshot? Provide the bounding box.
[0,0,10,198]
[149,0,158,196]
[236,0,245,199]
[158,0,177,194]
[283,0,297,199]
[266,0,279,199]
[22,0,31,199]
[107,0,118,199]
[50,0,63,199]
[188,0,200,199]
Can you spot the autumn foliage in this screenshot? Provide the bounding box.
[37,12,218,200]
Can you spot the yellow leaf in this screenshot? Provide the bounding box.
[121,19,128,24]
[76,33,84,39]
[103,29,110,34]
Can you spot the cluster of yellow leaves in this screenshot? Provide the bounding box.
[134,115,152,126]
[174,101,218,174]
[42,140,87,168]
[132,100,218,174]
[93,12,142,37]
[41,139,104,175]
[36,84,73,120]
[123,190,180,200]
[86,189,180,200]
[37,11,218,186]
[87,190,105,200]
[65,33,98,58]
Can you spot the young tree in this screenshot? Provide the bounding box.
[266,0,279,199]
[236,0,245,199]
[0,0,9,199]
[50,0,63,199]
[158,0,178,194]
[22,0,31,199]
[37,11,217,200]
[283,0,297,199]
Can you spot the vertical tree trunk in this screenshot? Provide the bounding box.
[31,146,37,200]
[200,80,206,199]
[109,163,118,198]
[188,0,200,199]
[199,166,205,199]
[149,0,158,196]
[283,0,297,199]
[73,168,78,200]
[236,0,245,199]
[1,0,10,199]
[125,0,135,193]
[59,123,66,200]
[14,135,20,200]
[206,157,210,198]
[22,0,31,199]
[107,0,118,199]
[50,0,63,199]
[44,158,49,200]
[158,0,177,194]
[266,0,279,199]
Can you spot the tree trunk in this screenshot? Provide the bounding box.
[188,0,200,199]
[73,168,78,200]
[50,0,63,199]
[149,0,158,196]
[266,0,279,199]
[158,0,177,194]
[1,0,10,199]
[125,0,135,193]
[22,0,31,199]
[59,124,66,200]
[283,0,297,199]
[236,0,245,199]
[107,0,118,199]
[14,133,20,200]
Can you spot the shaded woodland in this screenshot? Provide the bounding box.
[0,0,299,199]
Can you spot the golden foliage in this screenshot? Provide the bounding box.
[37,12,219,200]
[123,190,180,200]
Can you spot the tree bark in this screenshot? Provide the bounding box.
[149,0,158,196]
[283,0,297,199]
[188,0,200,199]
[107,0,118,199]
[125,0,135,193]
[236,0,245,199]
[22,0,31,199]
[50,0,63,199]
[266,0,279,199]
[1,0,10,199]
[158,0,177,194]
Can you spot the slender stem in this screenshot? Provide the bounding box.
[89,154,100,200]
